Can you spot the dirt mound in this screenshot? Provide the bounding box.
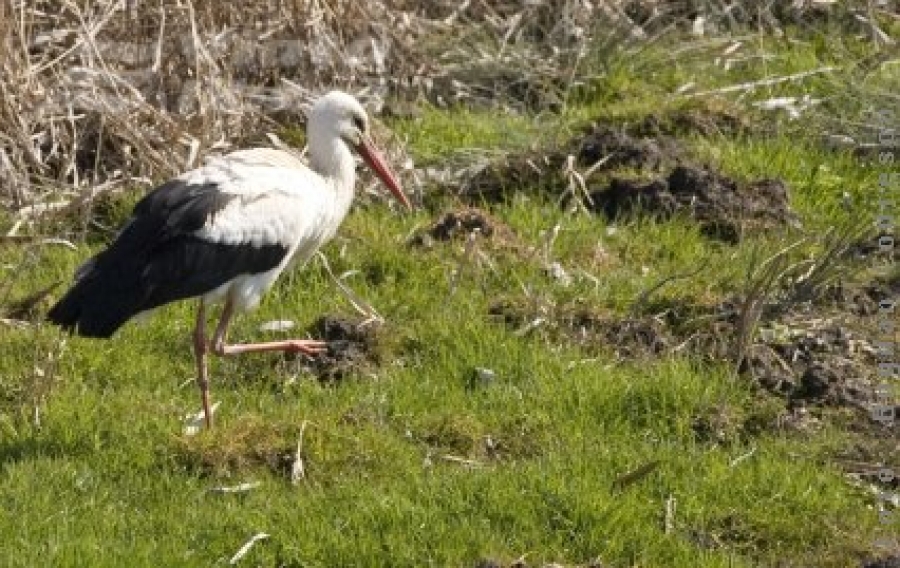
[459,125,680,203]
[295,315,380,382]
[741,324,874,408]
[589,165,798,243]
[490,301,674,360]
[844,236,900,264]
[864,556,900,568]
[409,207,519,249]
[569,310,673,358]
[575,124,682,171]
[819,275,900,317]
[490,276,887,414]
[456,130,797,244]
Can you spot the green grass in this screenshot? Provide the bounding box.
[392,106,542,165]
[1,25,896,567]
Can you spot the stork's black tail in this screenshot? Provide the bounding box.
[47,180,292,337]
[47,254,146,338]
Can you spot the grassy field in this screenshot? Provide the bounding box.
[1,19,898,568]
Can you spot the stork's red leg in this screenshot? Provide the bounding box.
[193,300,213,429]
[210,297,328,357]
[214,339,328,356]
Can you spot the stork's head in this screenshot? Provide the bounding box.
[308,91,411,210]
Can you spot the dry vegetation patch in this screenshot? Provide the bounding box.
[408,412,551,465]
[0,0,637,218]
[174,415,298,477]
[4,0,879,216]
[632,101,757,138]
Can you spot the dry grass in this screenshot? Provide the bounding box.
[0,0,592,214]
[174,415,299,477]
[1,0,885,222]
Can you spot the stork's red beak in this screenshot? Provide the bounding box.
[356,135,412,211]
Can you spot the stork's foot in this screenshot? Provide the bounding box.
[284,339,329,355]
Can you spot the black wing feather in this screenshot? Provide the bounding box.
[47,180,289,337]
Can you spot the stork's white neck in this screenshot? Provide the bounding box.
[308,136,357,225]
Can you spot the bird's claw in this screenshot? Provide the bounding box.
[287,339,329,355]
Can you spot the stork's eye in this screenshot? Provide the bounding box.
[351,115,366,133]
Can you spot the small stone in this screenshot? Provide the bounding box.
[259,319,296,332]
[471,367,496,387]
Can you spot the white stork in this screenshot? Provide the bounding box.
[48,91,411,428]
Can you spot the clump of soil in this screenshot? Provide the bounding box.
[490,275,886,415]
[843,235,900,264]
[589,165,799,243]
[864,556,900,568]
[686,514,769,553]
[489,301,673,360]
[691,402,783,446]
[409,207,519,249]
[459,124,681,203]
[453,122,797,243]
[740,324,874,408]
[570,310,672,359]
[297,315,380,382]
[573,123,682,171]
